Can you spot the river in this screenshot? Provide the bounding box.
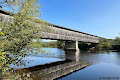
[10,48,120,80]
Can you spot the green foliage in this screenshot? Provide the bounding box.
[57,40,65,49]
[95,38,112,50]
[94,36,120,50]
[41,41,58,48]
[0,0,48,79]
[112,37,120,50]
[113,37,120,45]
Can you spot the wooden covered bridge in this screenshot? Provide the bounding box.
[0,9,99,51]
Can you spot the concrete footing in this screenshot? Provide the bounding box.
[64,41,79,51]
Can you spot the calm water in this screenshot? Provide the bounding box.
[11,48,120,80]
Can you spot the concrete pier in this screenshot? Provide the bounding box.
[64,41,79,51]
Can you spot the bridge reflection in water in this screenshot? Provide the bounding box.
[16,51,92,80]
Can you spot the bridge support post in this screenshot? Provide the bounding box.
[64,41,79,51]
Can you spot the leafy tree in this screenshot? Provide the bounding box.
[113,37,120,45]
[104,40,112,50]
[112,36,120,50]
[41,41,58,48]
[0,0,48,79]
[95,38,112,50]
[57,40,65,49]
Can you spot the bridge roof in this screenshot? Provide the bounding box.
[47,22,99,37]
[0,9,99,38]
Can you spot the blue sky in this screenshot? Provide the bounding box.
[39,0,120,39]
[3,0,120,39]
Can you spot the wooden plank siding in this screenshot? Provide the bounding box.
[0,9,99,43]
[40,25,99,43]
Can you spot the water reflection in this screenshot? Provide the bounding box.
[30,48,65,59]
[15,50,91,80]
[10,48,120,80]
[65,51,79,62]
[78,50,120,65]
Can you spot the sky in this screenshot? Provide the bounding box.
[2,0,120,40]
[39,0,120,39]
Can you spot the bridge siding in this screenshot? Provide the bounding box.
[0,12,99,43]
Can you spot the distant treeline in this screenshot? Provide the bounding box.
[78,37,120,50]
[41,41,58,48]
[40,36,120,50]
[95,37,120,50]
[41,40,65,49]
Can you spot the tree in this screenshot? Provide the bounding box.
[0,0,48,79]
[113,37,120,45]
[112,36,120,50]
[57,40,65,49]
[95,38,112,50]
